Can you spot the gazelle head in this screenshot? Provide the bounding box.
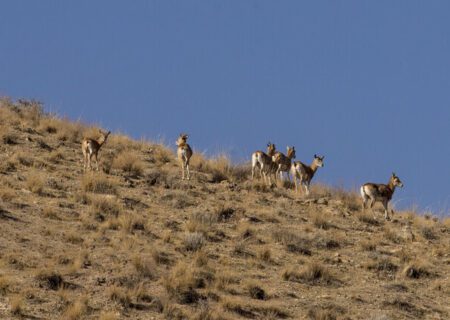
[391,172,404,188]
[266,142,276,156]
[286,146,296,159]
[98,130,111,143]
[176,133,189,146]
[313,154,325,167]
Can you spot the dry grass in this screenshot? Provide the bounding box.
[10,294,24,315]
[112,150,145,176]
[0,102,448,319]
[282,262,337,285]
[81,173,118,194]
[25,170,46,194]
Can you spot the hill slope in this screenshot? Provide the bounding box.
[0,99,449,320]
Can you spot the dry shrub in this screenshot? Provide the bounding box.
[403,260,433,279]
[81,173,117,195]
[112,150,145,176]
[0,276,11,294]
[15,99,43,127]
[108,133,141,152]
[308,304,346,320]
[42,206,59,220]
[186,211,216,234]
[107,285,132,308]
[99,311,119,320]
[55,121,84,142]
[132,255,157,279]
[63,296,88,320]
[192,153,234,183]
[184,232,205,252]
[246,281,266,300]
[35,269,64,290]
[89,195,121,221]
[237,221,254,239]
[257,247,272,262]
[26,170,45,194]
[47,150,64,164]
[221,297,288,319]
[272,229,312,256]
[312,213,332,230]
[64,232,84,245]
[163,261,213,304]
[356,211,379,225]
[360,239,377,251]
[151,249,171,265]
[383,226,403,244]
[37,116,61,134]
[0,127,18,145]
[367,258,398,275]
[10,294,24,315]
[118,213,145,234]
[0,188,15,202]
[151,144,174,164]
[420,226,437,240]
[282,262,336,285]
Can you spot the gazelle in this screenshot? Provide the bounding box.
[272,146,296,181]
[82,129,111,171]
[251,142,276,185]
[360,173,404,220]
[291,154,324,195]
[176,133,193,180]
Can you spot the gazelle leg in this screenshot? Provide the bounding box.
[94,154,99,171]
[305,183,310,195]
[186,164,190,180]
[382,200,390,220]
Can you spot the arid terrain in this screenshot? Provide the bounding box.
[0,99,449,319]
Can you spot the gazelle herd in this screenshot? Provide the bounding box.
[81,132,404,221]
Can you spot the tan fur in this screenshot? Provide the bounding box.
[82,130,110,171]
[361,173,404,220]
[176,133,193,180]
[291,154,324,195]
[251,143,276,185]
[272,146,296,181]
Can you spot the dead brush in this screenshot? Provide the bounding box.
[89,195,121,222]
[37,116,61,134]
[132,255,157,279]
[11,151,33,167]
[151,144,174,164]
[163,261,212,304]
[26,170,46,195]
[245,281,267,300]
[107,285,132,308]
[272,229,312,256]
[221,296,288,319]
[356,211,379,225]
[186,211,217,234]
[63,296,89,320]
[81,173,118,195]
[183,232,205,252]
[112,150,145,176]
[403,260,433,279]
[282,262,337,285]
[10,294,24,315]
[47,150,64,164]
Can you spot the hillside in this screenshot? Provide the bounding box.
[0,98,449,320]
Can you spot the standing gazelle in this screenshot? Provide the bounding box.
[176,133,193,180]
[251,142,276,185]
[291,154,325,195]
[272,146,296,181]
[82,129,111,171]
[360,173,404,220]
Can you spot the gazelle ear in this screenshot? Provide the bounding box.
[321,155,325,160]
[392,172,396,177]
[314,154,317,158]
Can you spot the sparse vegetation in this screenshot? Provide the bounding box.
[0,99,448,319]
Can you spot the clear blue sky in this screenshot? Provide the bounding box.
[1,1,449,215]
